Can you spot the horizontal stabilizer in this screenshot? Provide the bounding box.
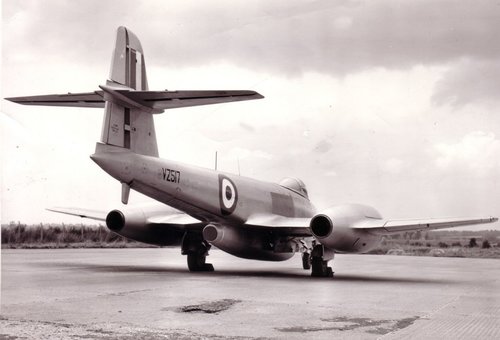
[6,89,263,111]
[121,89,264,110]
[6,92,105,108]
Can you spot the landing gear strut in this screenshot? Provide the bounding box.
[182,232,214,272]
[310,244,334,277]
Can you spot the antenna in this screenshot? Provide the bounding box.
[215,151,218,170]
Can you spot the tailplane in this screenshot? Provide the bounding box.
[6,26,264,159]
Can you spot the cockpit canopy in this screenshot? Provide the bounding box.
[279,177,309,198]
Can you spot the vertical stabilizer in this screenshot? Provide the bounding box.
[100,26,158,157]
[109,26,148,90]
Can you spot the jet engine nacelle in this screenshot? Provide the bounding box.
[309,204,383,253]
[106,206,183,246]
[203,224,294,261]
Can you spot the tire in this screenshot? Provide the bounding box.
[302,253,311,270]
[187,253,205,271]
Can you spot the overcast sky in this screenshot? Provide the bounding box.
[2,0,500,230]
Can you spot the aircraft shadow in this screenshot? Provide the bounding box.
[43,261,454,285]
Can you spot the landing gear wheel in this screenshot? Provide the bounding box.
[302,252,311,270]
[310,244,334,278]
[187,253,214,272]
[311,257,333,277]
[182,232,214,272]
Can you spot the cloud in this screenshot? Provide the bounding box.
[145,0,500,76]
[313,139,333,154]
[4,0,500,77]
[432,59,500,106]
[3,1,500,226]
[5,0,500,114]
[324,170,338,177]
[381,158,405,174]
[434,131,500,175]
[226,147,273,161]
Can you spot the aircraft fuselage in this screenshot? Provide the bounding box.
[91,143,316,226]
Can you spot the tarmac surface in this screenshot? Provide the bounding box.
[1,248,499,339]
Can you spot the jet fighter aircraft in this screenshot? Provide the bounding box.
[7,27,497,277]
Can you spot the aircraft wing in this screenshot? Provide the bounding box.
[6,90,263,110]
[244,214,312,237]
[242,214,497,237]
[147,212,204,229]
[47,206,203,229]
[353,216,498,234]
[47,207,108,221]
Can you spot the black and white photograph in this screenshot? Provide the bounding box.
[2,1,500,339]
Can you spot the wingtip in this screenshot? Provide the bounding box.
[4,97,18,103]
[250,91,265,99]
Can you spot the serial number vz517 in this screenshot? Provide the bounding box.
[162,168,180,183]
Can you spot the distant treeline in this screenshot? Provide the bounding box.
[2,222,500,255]
[368,228,500,258]
[386,229,500,242]
[1,222,150,248]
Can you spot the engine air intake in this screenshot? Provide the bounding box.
[310,214,333,238]
[106,210,125,231]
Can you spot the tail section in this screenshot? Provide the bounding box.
[6,26,264,160]
[6,25,264,204]
[101,27,158,157]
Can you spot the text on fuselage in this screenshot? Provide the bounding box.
[162,168,180,183]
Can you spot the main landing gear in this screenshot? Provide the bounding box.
[182,232,214,272]
[301,252,311,270]
[310,244,334,278]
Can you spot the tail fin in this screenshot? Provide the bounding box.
[101,26,158,157]
[109,26,148,90]
[6,26,264,160]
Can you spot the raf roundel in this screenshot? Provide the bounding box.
[219,175,238,215]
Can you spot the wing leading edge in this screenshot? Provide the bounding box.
[47,207,108,221]
[47,206,202,229]
[354,216,498,234]
[242,214,497,237]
